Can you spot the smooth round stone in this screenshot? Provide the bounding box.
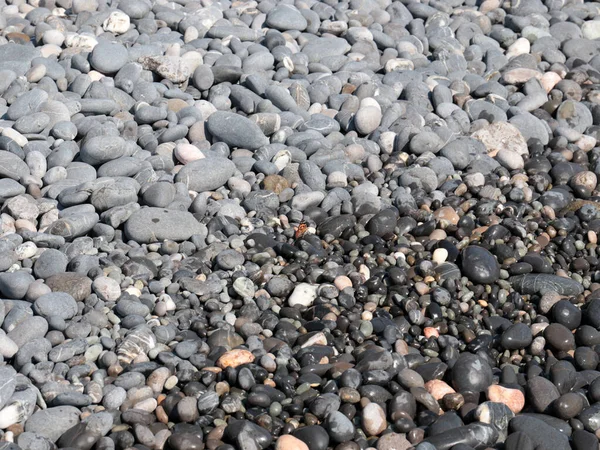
[471,122,528,156]
[496,149,524,170]
[570,430,595,450]
[265,5,307,31]
[376,433,412,450]
[574,346,599,370]
[362,402,387,436]
[461,246,500,284]
[554,393,584,419]
[501,323,532,350]
[487,385,525,414]
[92,276,121,301]
[33,249,68,279]
[552,300,581,330]
[504,431,535,450]
[80,136,126,166]
[89,42,129,74]
[293,425,330,450]
[174,144,204,164]
[224,420,272,449]
[509,274,583,296]
[207,111,269,151]
[275,435,309,450]
[142,182,176,208]
[354,106,382,135]
[33,292,78,320]
[509,415,570,450]
[526,376,560,413]
[25,406,81,442]
[175,157,237,192]
[232,277,255,298]
[215,249,244,270]
[409,131,444,155]
[0,270,35,299]
[324,411,355,443]
[544,323,575,351]
[192,65,214,91]
[452,353,493,393]
[556,100,593,133]
[124,208,204,244]
[366,209,397,238]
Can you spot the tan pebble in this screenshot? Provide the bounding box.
[395,340,409,355]
[174,143,204,164]
[424,379,455,401]
[334,275,352,291]
[164,375,178,390]
[147,367,170,393]
[415,282,429,295]
[576,135,597,152]
[589,230,597,244]
[502,68,542,84]
[362,403,387,436]
[215,381,230,396]
[571,171,597,192]
[217,349,255,369]
[275,435,309,450]
[487,384,525,414]
[429,229,447,241]
[134,398,158,413]
[434,207,459,226]
[541,71,562,93]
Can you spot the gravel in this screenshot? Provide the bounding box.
[0,0,598,449]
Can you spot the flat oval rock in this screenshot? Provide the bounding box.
[509,274,583,295]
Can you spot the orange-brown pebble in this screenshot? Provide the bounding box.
[6,423,23,437]
[423,327,439,338]
[155,405,169,423]
[433,206,459,225]
[217,349,255,369]
[424,380,456,401]
[487,385,525,414]
[275,435,309,450]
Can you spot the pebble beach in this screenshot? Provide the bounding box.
[0,0,598,449]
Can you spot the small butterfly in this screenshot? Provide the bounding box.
[295,220,309,239]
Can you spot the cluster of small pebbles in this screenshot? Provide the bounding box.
[1,0,600,449]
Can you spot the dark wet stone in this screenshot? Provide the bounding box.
[451,353,493,393]
[224,420,272,449]
[544,323,576,352]
[460,246,500,284]
[509,415,570,450]
[509,274,583,296]
[527,376,560,413]
[501,323,532,350]
[504,431,534,450]
[293,425,330,450]
[422,423,498,450]
[578,403,600,433]
[552,300,582,330]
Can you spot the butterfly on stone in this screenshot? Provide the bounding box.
[294,220,309,239]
